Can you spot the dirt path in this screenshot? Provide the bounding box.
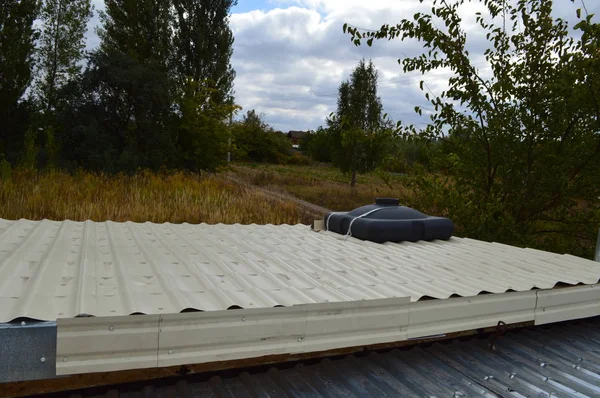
[225,174,331,219]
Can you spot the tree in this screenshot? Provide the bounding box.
[57,50,177,172]
[0,0,39,162]
[172,0,237,168]
[303,127,334,163]
[328,59,391,186]
[172,0,236,106]
[35,0,92,169]
[99,0,172,68]
[232,110,292,163]
[345,0,600,257]
[177,79,239,171]
[57,0,240,173]
[68,0,177,172]
[36,0,93,114]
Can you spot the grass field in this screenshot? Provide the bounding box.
[0,169,313,225]
[229,163,410,212]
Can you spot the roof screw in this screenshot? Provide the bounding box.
[298,336,304,342]
[40,357,46,363]
[575,365,581,370]
[509,373,516,379]
[109,325,115,331]
[241,316,246,322]
[63,357,68,362]
[168,350,173,355]
[20,321,26,326]
[544,377,549,382]
[540,362,546,367]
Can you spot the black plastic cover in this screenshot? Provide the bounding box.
[324,198,454,243]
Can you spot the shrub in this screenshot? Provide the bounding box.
[231,110,292,164]
[286,153,312,166]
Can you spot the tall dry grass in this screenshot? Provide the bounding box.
[0,169,312,225]
[231,164,411,211]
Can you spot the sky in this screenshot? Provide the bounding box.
[87,0,599,132]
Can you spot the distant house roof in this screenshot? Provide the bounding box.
[287,130,308,139]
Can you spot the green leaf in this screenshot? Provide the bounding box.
[420,80,424,90]
[343,23,348,33]
[576,8,581,19]
[367,38,373,47]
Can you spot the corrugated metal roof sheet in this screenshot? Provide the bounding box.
[1,218,600,322]
[41,317,600,398]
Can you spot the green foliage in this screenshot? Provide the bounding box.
[1,0,237,174]
[327,59,392,186]
[177,79,238,171]
[304,127,334,163]
[52,0,238,173]
[99,0,172,68]
[232,110,292,164]
[378,136,437,174]
[36,0,93,113]
[0,0,39,161]
[44,125,58,169]
[0,154,12,182]
[338,126,392,178]
[21,127,38,170]
[173,0,236,107]
[286,153,312,166]
[346,0,600,257]
[57,50,177,172]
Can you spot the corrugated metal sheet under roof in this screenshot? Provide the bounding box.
[1,218,599,322]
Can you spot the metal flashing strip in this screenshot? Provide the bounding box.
[54,284,600,377]
[57,297,410,375]
[408,291,537,339]
[158,297,411,368]
[535,284,600,325]
[56,315,160,375]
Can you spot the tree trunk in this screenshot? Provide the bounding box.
[350,169,357,187]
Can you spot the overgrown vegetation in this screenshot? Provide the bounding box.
[0,169,311,225]
[232,164,409,212]
[346,0,600,258]
[302,59,394,186]
[231,110,292,163]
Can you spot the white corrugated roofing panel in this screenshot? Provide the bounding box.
[1,218,600,322]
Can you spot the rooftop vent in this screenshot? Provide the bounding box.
[324,198,454,243]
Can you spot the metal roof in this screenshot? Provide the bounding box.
[1,218,600,322]
[40,317,600,397]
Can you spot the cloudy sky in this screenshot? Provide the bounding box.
[87,0,598,132]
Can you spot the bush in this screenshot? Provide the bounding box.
[286,153,312,166]
[0,154,12,181]
[304,127,333,163]
[231,110,292,164]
